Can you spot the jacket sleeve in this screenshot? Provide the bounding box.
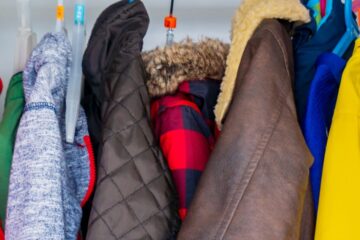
[5,65,67,240]
[151,97,215,220]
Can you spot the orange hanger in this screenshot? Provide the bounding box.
[164,0,176,46]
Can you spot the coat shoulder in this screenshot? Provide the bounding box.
[252,19,293,54]
[249,19,295,83]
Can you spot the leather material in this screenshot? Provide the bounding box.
[83,1,180,239]
[178,20,315,240]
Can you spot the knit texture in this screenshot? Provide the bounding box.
[302,53,345,213]
[6,32,95,240]
[0,73,25,228]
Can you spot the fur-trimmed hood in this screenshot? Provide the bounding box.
[142,38,229,97]
[143,0,310,126]
[214,0,310,127]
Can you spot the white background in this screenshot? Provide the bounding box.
[0,0,240,116]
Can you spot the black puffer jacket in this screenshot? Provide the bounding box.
[82,1,180,239]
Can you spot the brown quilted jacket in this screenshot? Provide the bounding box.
[82,1,179,239]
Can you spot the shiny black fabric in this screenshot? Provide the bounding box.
[82,1,180,239]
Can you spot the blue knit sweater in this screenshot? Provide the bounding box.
[6,32,95,240]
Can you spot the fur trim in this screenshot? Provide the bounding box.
[142,38,229,97]
[214,0,310,128]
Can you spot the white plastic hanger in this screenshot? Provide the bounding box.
[55,0,66,32]
[65,0,86,143]
[14,0,37,73]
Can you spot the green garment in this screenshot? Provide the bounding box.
[0,73,25,228]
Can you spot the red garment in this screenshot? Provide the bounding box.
[321,0,326,17]
[0,221,4,240]
[0,77,3,95]
[151,80,220,220]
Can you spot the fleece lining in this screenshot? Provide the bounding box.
[214,0,310,127]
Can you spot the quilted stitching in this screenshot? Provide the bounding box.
[88,57,178,239]
[85,2,179,239]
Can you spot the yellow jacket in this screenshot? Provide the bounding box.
[315,39,360,240]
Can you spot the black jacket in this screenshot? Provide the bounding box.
[82,1,179,239]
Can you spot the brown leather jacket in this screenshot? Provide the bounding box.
[177,2,315,238]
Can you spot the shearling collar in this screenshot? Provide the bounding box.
[214,0,310,127]
[142,38,229,97]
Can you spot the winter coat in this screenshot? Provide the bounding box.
[178,0,315,239]
[6,32,95,240]
[143,39,228,220]
[315,39,360,240]
[82,1,179,239]
[0,73,24,228]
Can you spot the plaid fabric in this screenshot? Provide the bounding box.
[151,80,220,220]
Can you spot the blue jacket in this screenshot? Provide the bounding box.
[302,53,345,213]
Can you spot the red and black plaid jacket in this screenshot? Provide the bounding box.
[151,80,220,220]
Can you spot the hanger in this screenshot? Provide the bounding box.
[333,0,359,57]
[65,0,86,143]
[14,0,37,73]
[164,0,176,46]
[55,0,65,32]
